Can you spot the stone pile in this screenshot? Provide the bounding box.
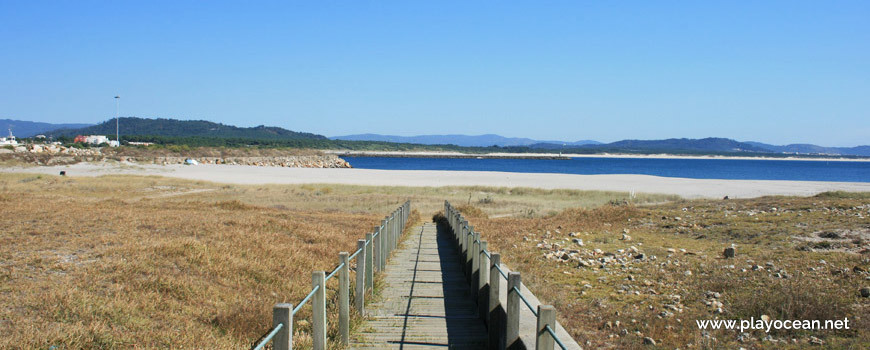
[150,156,352,168]
[535,234,654,269]
[3,144,353,168]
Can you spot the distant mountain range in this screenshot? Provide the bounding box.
[332,133,870,156]
[1,119,92,137]
[5,117,868,157]
[47,117,326,140]
[744,142,870,157]
[332,133,601,147]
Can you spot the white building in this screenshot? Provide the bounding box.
[86,135,110,144]
[0,129,17,146]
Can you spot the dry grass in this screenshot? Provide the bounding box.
[0,174,416,349]
[460,193,870,349]
[0,173,669,349]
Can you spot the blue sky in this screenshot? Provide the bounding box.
[1,1,868,146]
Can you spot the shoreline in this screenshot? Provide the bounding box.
[329,151,569,159]
[4,163,869,199]
[326,150,870,162]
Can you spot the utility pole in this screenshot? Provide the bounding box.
[114,95,120,146]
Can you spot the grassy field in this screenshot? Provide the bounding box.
[459,192,870,349]
[0,173,675,349]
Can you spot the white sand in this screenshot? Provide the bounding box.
[326,150,870,162]
[4,163,869,199]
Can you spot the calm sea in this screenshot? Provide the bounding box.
[342,156,870,183]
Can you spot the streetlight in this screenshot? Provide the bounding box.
[114,95,120,146]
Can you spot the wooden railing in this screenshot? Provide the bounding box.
[444,201,580,350]
[253,201,411,350]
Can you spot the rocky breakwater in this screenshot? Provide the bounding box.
[2,144,353,168]
[1,143,101,165]
[152,155,352,168]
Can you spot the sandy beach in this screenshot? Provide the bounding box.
[327,150,870,162]
[4,163,869,199]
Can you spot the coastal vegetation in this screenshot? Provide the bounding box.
[463,192,870,348]
[0,174,671,348]
[3,172,867,348]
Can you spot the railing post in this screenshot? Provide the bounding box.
[387,212,396,251]
[399,206,404,237]
[378,225,385,271]
[384,217,391,255]
[312,271,326,350]
[273,303,292,350]
[390,213,396,250]
[457,218,463,250]
[459,220,466,266]
[381,219,389,258]
[507,272,522,348]
[393,211,399,248]
[465,226,474,276]
[355,239,366,315]
[478,241,489,321]
[373,226,381,272]
[536,305,556,350]
[339,252,350,345]
[456,217,465,250]
[489,253,504,350]
[471,232,480,296]
[365,233,374,292]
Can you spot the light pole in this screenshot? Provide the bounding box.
[114,96,120,146]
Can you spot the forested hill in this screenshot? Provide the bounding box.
[0,119,92,137]
[594,138,770,153]
[47,117,326,140]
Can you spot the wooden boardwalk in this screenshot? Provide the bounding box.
[351,222,488,349]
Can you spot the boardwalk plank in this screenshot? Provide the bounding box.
[350,223,488,349]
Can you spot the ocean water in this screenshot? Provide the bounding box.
[342,156,870,183]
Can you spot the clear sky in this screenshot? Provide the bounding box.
[1,1,868,146]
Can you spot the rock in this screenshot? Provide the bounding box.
[642,336,656,345]
[572,238,584,246]
[860,287,870,298]
[724,247,736,258]
[684,270,692,276]
[621,234,632,242]
[634,253,645,260]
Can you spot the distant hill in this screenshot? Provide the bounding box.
[744,142,870,157]
[593,138,771,153]
[48,117,326,140]
[0,119,92,137]
[331,133,601,147]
